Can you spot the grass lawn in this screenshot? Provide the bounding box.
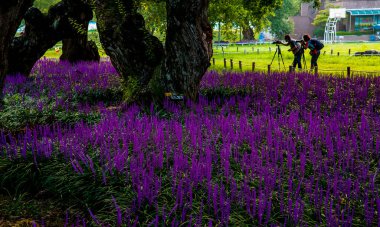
[210,42,380,74]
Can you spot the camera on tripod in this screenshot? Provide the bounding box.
[272,40,281,45]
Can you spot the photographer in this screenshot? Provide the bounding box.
[300,34,324,70]
[274,34,303,70]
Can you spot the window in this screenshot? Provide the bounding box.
[354,16,374,31]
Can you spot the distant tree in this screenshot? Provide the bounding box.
[209,0,246,41]
[33,0,60,13]
[139,0,166,40]
[269,0,300,39]
[209,0,321,41]
[209,0,278,41]
[312,4,340,37]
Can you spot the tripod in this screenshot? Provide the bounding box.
[270,45,286,70]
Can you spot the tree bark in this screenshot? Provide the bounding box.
[7,0,99,76]
[242,26,254,41]
[163,0,213,100]
[0,0,34,94]
[93,0,164,103]
[60,39,99,63]
[60,0,99,63]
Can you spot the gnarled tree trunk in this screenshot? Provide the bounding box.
[242,26,254,41]
[60,0,99,63]
[94,0,212,102]
[163,0,213,100]
[93,0,164,103]
[60,39,99,63]
[0,0,34,94]
[7,0,99,76]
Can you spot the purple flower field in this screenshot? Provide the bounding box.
[0,60,379,226]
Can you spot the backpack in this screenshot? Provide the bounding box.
[311,39,324,50]
[290,40,302,54]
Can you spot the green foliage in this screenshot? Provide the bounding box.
[68,18,87,35]
[0,155,136,225]
[209,0,247,27]
[139,1,167,40]
[209,0,321,41]
[115,0,128,16]
[148,66,166,102]
[73,87,123,106]
[209,0,273,40]
[312,4,340,37]
[241,0,281,30]
[0,92,105,132]
[336,31,374,36]
[269,0,299,39]
[122,76,140,103]
[221,23,241,42]
[33,0,60,13]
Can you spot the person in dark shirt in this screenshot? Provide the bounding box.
[277,34,303,70]
[301,34,321,70]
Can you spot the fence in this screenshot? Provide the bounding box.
[210,57,380,77]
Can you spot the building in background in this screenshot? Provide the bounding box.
[292,0,380,38]
[292,3,318,39]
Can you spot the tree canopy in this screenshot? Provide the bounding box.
[33,0,60,13]
[269,0,300,39]
[209,0,319,41]
[139,0,166,39]
[312,4,340,37]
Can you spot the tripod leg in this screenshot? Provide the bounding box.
[270,48,279,66]
[277,46,285,71]
[278,48,286,70]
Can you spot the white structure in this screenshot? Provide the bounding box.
[324,8,346,44]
